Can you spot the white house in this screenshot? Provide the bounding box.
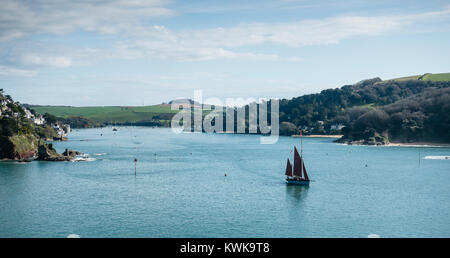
[330,124,345,131]
[24,109,33,119]
[33,116,45,125]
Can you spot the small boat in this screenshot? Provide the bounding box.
[112,128,118,131]
[285,132,310,186]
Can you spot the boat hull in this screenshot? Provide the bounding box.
[286,179,310,186]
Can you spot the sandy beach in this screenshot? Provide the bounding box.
[292,134,343,138]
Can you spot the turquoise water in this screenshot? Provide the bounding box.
[1,127,450,238]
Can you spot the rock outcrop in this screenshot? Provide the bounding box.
[335,131,389,146]
[37,143,82,161]
[62,149,82,157]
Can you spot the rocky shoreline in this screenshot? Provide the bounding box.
[334,138,388,146]
[0,134,83,162]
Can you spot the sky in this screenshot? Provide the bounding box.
[0,0,450,106]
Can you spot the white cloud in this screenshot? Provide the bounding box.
[0,0,174,42]
[20,55,72,68]
[173,8,450,48]
[1,2,449,66]
[0,66,37,77]
[105,6,450,62]
[112,40,287,62]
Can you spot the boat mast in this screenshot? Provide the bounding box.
[300,129,303,157]
[300,129,303,179]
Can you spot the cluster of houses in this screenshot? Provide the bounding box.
[299,120,345,134]
[0,97,45,125]
[52,123,71,138]
[24,108,45,125]
[1,93,70,138]
[0,98,14,117]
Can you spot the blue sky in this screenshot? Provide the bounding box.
[0,0,449,106]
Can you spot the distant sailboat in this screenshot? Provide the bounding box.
[285,131,310,185]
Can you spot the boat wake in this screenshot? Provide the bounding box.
[423,156,450,160]
[7,161,30,165]
[71,154,96,162]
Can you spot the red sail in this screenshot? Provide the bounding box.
[293,147,302,178]
[303,162,309,181]
[285,159,293,176]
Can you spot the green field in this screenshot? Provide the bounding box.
[30,105,179,124]
[421,73,450,82]
[388,73,450,82]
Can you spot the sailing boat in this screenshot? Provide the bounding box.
[285,132,310,185]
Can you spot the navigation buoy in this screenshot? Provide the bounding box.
[134,158,137,176]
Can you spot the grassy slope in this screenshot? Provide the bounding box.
[31,105,179,123]
[387,75,421,82]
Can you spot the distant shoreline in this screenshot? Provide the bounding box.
[75,127,450,147]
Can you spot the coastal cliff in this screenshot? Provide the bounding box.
[0,90,76,161]
[0,134,38,160]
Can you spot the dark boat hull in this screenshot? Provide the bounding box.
[286,179,310,186]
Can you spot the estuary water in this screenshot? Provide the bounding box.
[1,127,449,238]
